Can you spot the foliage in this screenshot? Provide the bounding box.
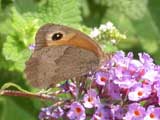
[0,0,160,119]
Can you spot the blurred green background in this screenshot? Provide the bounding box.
[0,0,160,119]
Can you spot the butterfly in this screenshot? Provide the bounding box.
[25,24,111,88]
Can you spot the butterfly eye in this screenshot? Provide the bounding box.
[51,32,63,41]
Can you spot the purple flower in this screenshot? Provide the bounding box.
[60,81,79,97]
[95,71,109,86]
[91,106,113,120]
[39,106,64,120]
[105,82,121,100]
[29,44,35,50]
[111,105,125,119]
[144,106,160,120]
[67,102,86,120]
[125,103,146,120]
[69,82,79,97]
[112,51,127,64]
[153,81,160,105]
[142,69,159,84]
[60,80,70,92]
[83,89,100,108]
[39,107,52,120]
[112,52,144,88]
[138,53,154,70]
[128,83,151,101]
[52,107,64,119]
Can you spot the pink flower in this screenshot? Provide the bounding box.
[128,83,151,101]
[91,106,113,120]
[95,72,109,86]
[125,103,146,120]
[67,102,86,120]
[83,89,100,108]
[144,106,160,120]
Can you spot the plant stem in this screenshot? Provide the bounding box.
[0,89,57,101]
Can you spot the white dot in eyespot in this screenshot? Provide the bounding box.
[46,31,65,41]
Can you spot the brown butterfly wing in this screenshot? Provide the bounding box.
[25,46,100,88]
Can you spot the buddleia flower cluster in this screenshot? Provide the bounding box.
[89,21,126,45]
[39,50,160,120]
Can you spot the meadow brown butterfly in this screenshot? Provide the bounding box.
[25,24,109,88]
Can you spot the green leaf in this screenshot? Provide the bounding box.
[13,0,38,13]
[0,0,1,12]
[106,0,148,20]
[2,35,32,71]
[0,97,36,120]
[28,0,82,27]
[2,8,38,71]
